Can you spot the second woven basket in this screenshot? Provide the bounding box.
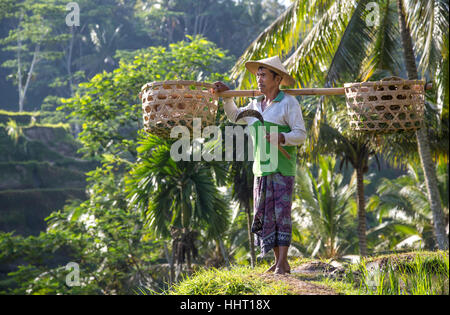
[344,77,425,133]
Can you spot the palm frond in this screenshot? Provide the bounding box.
[361,0,403,80]
[294,155,355,258]
[231,0,356,89]
[405,0,449,117]
[230,0,306,88]
[406,0,448,76]
[146,186,176,238]
[192,166,229,238]
[325,0,378,85]
[285,0,357,88]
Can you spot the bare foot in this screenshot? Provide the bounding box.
[285,262,291,274]
[265,264,277,273]
[273,262,290,275]
[274,266,287,275]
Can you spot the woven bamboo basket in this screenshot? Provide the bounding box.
[139,80,218,138]
[344,77,425,132]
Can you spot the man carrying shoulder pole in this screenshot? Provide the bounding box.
[212,56,307,275]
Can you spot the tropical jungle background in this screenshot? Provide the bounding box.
[0,0,448,295]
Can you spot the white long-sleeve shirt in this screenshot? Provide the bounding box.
[223,91,307,146]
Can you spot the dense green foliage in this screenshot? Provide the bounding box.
[0,0,286,112]
[0,36,235,294]
[62,35,231,158]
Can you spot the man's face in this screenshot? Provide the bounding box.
[256,67,280,94]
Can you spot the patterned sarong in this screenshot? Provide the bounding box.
[251,172,294,257]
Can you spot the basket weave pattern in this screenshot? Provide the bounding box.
[139,80,218,138]
[344,77,425,132]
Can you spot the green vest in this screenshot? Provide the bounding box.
[248,120,297,177]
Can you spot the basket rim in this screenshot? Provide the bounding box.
[344,78,426,88]
[142,80,215,90]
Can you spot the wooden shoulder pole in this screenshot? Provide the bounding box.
[217,83,432,98]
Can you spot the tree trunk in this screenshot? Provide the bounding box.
[172,239,180,282]
[17,14,24,112]
[397,0,449,250]
[67,26,75,96]
[21,42,41,108]
[164,242,174,285]
[356,168,367,257]
[186,249,192,272]
[17,43,23,111]
[245,198,256,267]
[218,239,230,267]
[17,24,47,112]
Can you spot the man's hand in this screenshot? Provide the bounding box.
[265,132,290,159]
[265,132,285,145]
[211,81,230,95]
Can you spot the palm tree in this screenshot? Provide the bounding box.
[313,116,381,256]
[367,159,449,250]
[395,0,448,250]
[229,159,256,266]
[226,125,257,266]
[231,0,449,250]
[294,155,356,258]
[5,119,23,145]
[126,133,229,280]
[74,22,124,78]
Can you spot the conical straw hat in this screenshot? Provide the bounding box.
[245,56,296,87]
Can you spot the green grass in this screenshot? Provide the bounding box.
[162,265,293,295]
[352,251,449,295]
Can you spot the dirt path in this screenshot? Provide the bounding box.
[260,272,338,295]
[257,260,347,295]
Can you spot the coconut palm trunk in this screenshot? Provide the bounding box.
[245,198,256,267]
[397,0,449,250]
[356,167,368,257]
[164,242,174,284]
[231,160,257,267]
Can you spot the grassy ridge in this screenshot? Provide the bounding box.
[165,264,293,295]
[0,110,40,126]
[160,251,449,295]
